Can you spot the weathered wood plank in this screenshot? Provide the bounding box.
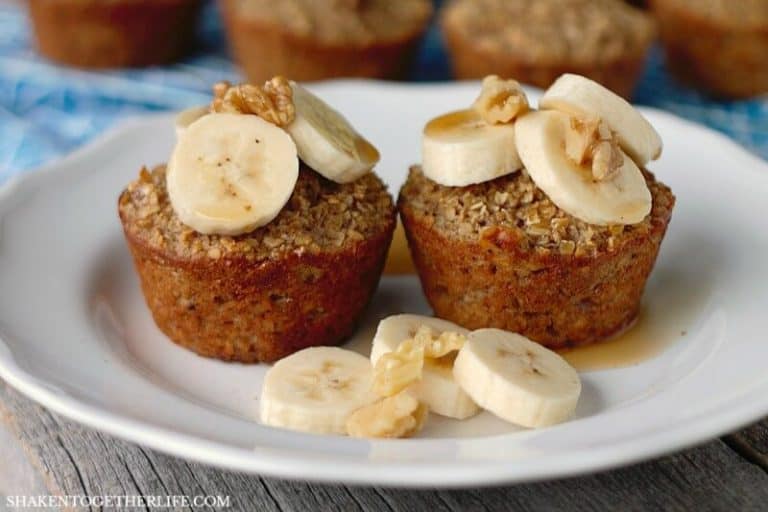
[3,381,768,512]
[725,419,768,472]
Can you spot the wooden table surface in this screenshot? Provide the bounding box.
[2,381,768,511]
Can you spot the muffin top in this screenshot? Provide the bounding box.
[654,0,768,27]
[442,0,655,64]
[231,0,433,45]
[400,166,674,258]
[119,165,394,262]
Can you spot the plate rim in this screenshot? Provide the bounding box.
[2,80,768,487]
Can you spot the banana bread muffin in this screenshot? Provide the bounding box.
[650,0,768,98]
[399,166,674,349]
[440,0,656,98]
[219,0,433,83]
[120,164,395,363]
[28,0,202,68]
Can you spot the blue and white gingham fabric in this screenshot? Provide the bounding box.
[1,0,766,182]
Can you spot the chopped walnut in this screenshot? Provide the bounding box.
[372,325,467,397]
[413,325,467,359]
[346,390,429,439]
[472,75,530,124]
[373,339,425,397]
[564,116,624,181]
[211,76,295,127]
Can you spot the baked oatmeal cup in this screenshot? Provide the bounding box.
[441,0,656,98]
[29,0,202,68]
[119,78,395,362]
[400,75,675,349]
[650,0,768,98]
[219,0,432,83]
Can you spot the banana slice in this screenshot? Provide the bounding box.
[453,329,582,428]
[515,110,652,225]
[167,112,299,236]
[260,347,378,435]
[422,110,522,187]
[371,314,480,420]
[174,106,208,139]
[285,82,380,184]
[540,74,662,166]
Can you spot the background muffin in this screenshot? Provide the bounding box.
[28,0,202,68]
[219,0,433,83]
[650,0,768,98]
[119,165,396,363]
[440,0,656,98]
[399,167,674,349]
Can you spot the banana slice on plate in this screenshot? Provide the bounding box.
[453,329,582,428]
[422,110,522,187]
[371,314,480,420]
[285,82,380,184]
[516,110,652,225]
[260,347,378,435]
[174,106,209,139]
[540,74,662,166]
[167,112,299,236]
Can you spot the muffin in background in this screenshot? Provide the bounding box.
[28,0,202,69]
[219,0,433,83]
[625,0,648,8]
[651,0,768,98]
[440,0,656,98]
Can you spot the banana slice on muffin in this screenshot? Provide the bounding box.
[422,110,521,187]
[167,113,300,236]
[515,110,651,225]
[421,76,529,187]
[286,82,380,184]
[540,74,662,166]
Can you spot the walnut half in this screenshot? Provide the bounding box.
[211,76,295,127]
[346,390,429,439]
[473,75,530,125]
[564,116,624,181]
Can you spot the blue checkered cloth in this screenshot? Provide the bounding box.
[1,1,766,182]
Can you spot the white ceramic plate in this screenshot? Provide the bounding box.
[1,81,768,488]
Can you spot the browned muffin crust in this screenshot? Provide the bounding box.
[440,0,656,98]
[29,0,202,68]
[219,0,432,83]
[119,165,396,363]
[399,167,675,349]
[651,0,768,98]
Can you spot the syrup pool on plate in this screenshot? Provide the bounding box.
[383,227,687,372]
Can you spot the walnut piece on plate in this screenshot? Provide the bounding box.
[346,390,429,439]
